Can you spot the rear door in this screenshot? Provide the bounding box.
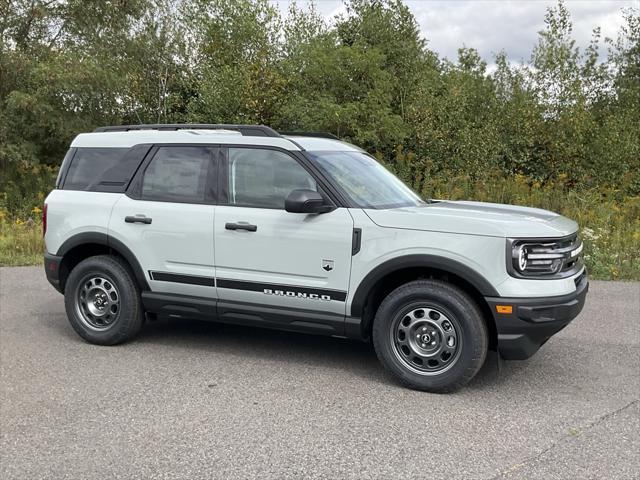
[214,146,354,327]
[109,145,218,298]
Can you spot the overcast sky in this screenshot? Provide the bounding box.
[273,0,637,64]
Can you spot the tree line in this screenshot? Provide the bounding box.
[1,0,639,196]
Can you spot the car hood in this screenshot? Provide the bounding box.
[364,200,578,238]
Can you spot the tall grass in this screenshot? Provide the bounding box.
[0,216,44,266]
[415,171,639,280]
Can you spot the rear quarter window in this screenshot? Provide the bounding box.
[62,148,131,191]
[56,149,76,188]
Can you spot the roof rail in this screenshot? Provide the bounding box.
[93,124,282,137]
[280,131,340,140]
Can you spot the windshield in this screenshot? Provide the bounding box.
[306,151,425,209]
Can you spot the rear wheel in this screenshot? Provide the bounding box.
[372,279,488,392]
[64,255,143,345]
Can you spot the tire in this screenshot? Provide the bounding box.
[64,255,144,345]
[372,279,488,393]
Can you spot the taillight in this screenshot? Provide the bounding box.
[42,203,48,237]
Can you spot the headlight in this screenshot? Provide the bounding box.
[507,234,583,279]
[516,245,528,271]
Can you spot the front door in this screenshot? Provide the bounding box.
[214,146,354,324]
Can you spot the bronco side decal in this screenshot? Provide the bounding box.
[148,273,347,302]
[216,278,347,302]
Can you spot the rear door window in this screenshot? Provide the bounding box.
[141,146,213,203]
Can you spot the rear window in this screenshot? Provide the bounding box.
[63,148,130,191]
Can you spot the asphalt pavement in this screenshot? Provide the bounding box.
[1,266,638,479]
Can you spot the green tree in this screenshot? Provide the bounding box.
[407,48,500,183]
[183,0,286,124]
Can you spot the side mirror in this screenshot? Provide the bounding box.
[285,189,332,214]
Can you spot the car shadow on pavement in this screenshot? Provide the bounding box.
[129,316,521,391]
[45,308,539,392]
[139,316,389,382]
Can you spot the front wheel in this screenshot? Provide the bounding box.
[64,255,144,345]
[372,279,488,393]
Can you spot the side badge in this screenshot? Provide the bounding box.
[322,259,334,272]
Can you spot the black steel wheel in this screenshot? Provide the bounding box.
[391,304,462,375]
[75,274,121,331]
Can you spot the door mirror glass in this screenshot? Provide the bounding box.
[285,189,332,214]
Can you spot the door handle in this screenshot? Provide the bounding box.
[125,215,152,224]
[225,222,257,232]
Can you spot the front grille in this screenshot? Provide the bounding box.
[527,234,583,274]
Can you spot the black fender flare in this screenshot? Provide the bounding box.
[56,232,150,291]
[349,254,500,317]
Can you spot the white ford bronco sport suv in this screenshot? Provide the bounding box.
[44,124,588,392]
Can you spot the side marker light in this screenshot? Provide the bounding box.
[496,305,513,314]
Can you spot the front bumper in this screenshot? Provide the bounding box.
[44,252,63,293]
[485,272,589,360]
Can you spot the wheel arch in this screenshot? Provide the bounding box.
[56,232,149,293]
[350,255,499,348]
